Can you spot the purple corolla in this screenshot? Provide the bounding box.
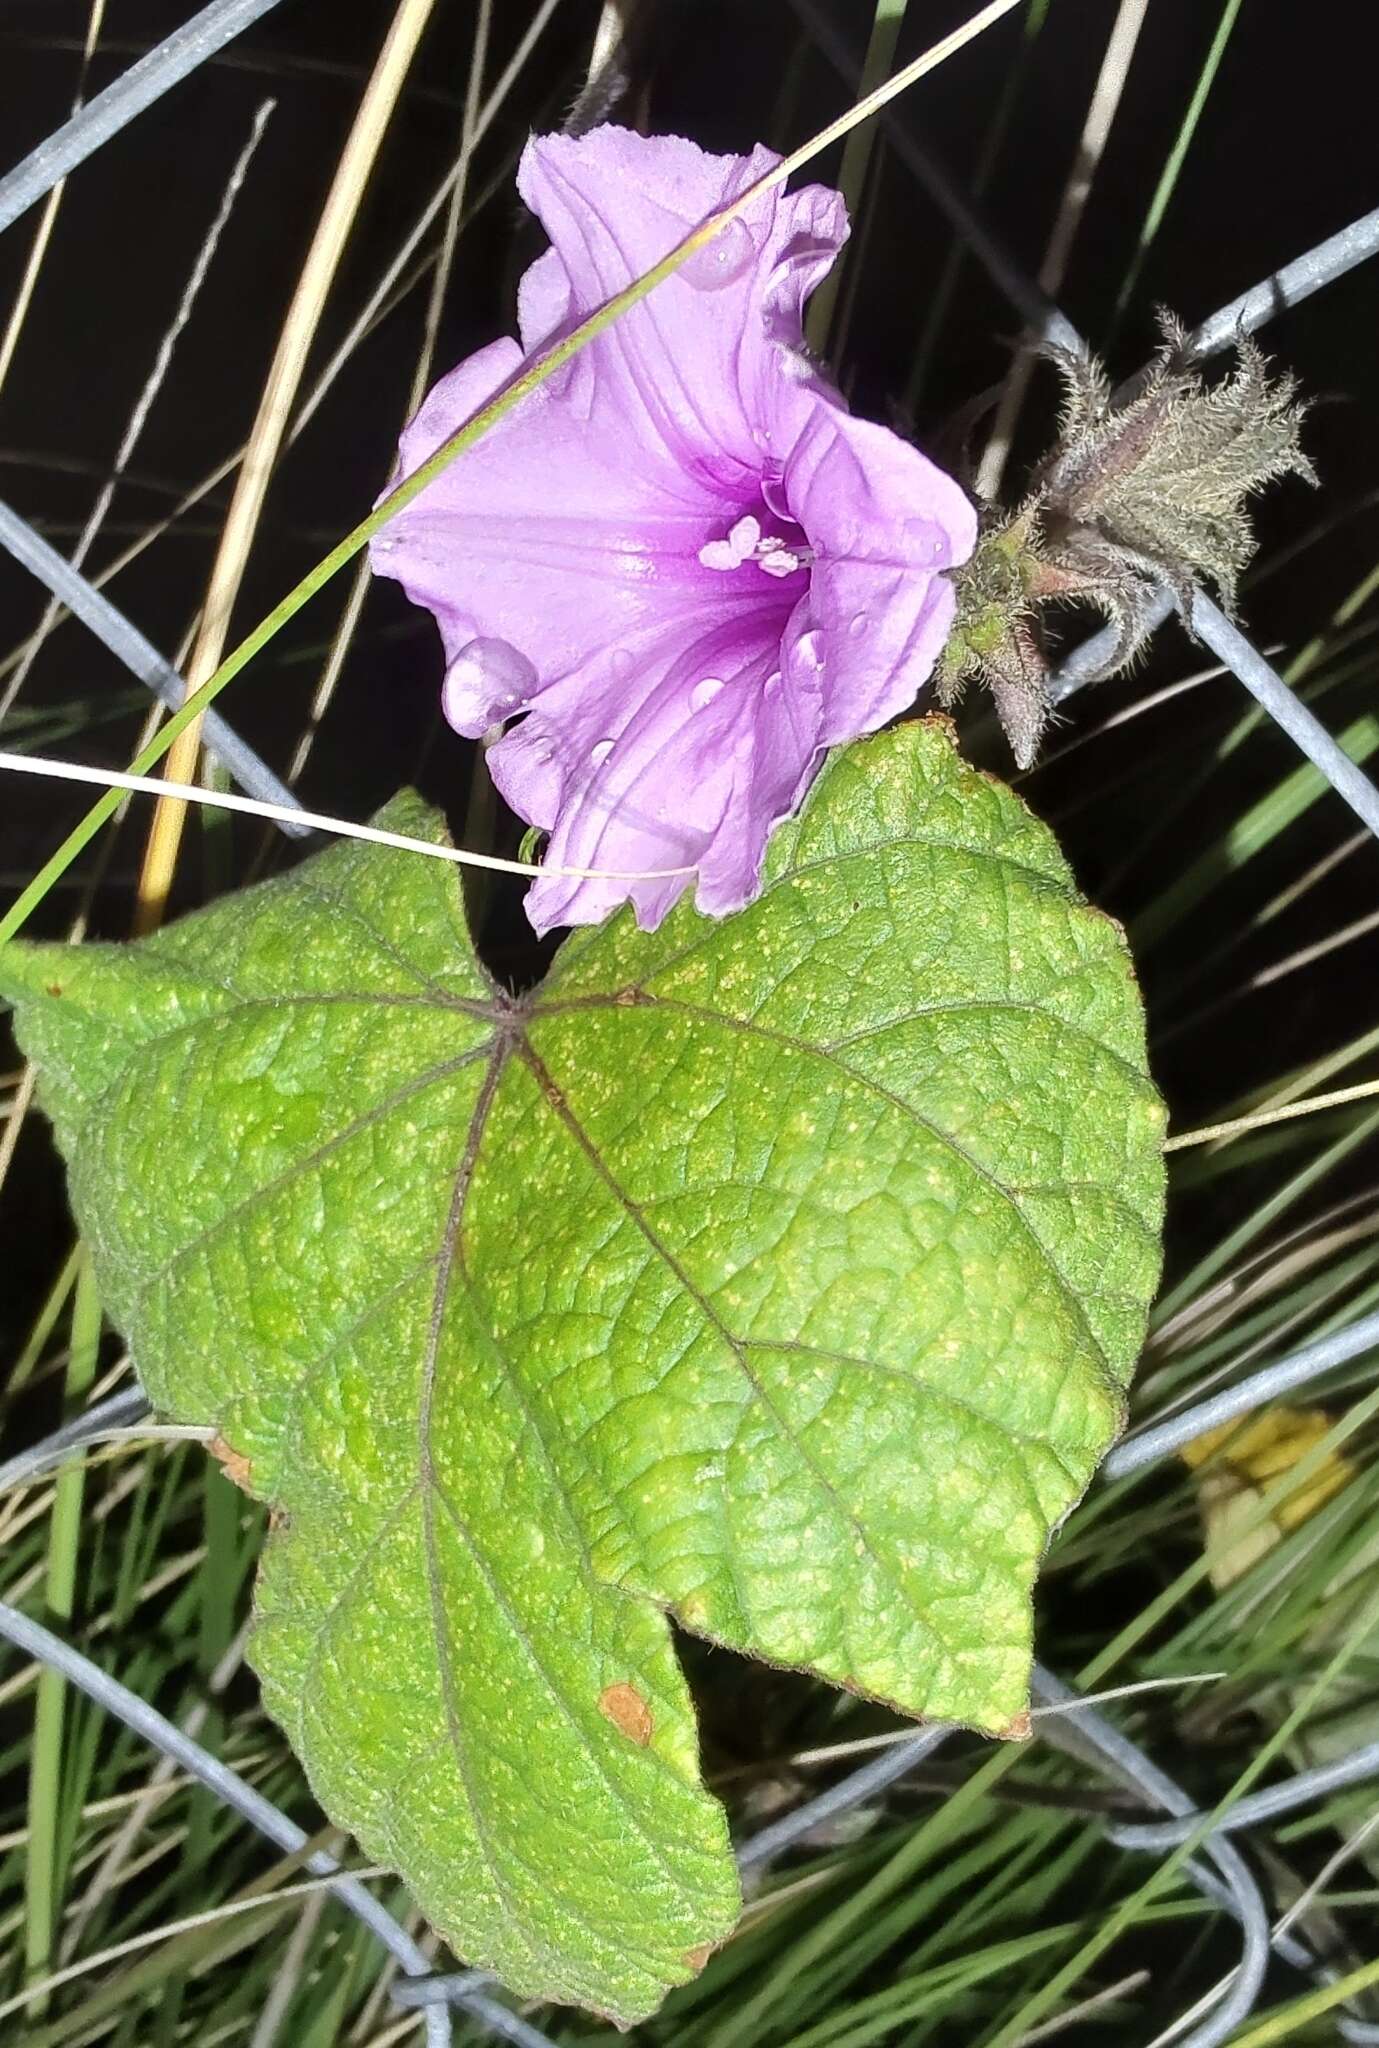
[371,126,976,932]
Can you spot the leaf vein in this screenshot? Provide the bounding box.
[520,1044,972,1679]
[126,1040,494,1311]
[559,1000,1125,1399]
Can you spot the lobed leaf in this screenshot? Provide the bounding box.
[0,721,1164,2018]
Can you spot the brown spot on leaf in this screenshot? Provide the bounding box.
[208,1435,253,1493]
[598,1681,653,1747]
[681,1943,715,1975]
[999,1709,1032,1742]
[542,1077,566,1111]
[46,983,63,998]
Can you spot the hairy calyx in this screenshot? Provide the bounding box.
[939,314,1314,767]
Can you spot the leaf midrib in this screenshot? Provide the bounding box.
[414,1034,706,1980]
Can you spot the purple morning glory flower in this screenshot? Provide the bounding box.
[371,126,976,933]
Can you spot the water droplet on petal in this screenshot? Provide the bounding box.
[761,473,791,520]
[612,648,635,678]
[590,737,615,765]
[795,629,826,672]
[848,611,870,640]
[442,636,538,727]
[902,516,945,563]
[691,676,726,711]
[681,217,755,291]
[764,669,783,696]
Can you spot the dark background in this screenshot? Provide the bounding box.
[1,15,1377,2033]
[2,0,1376,1337]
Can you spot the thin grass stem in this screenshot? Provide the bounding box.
[133,0,440,930]
[0,502,306,826]
[2,1246,82,1392]
[0,0,1022,947]
[22,1252,101,2016]
[1107,0,1245,340]
[1166,1083,1379,1153]
[804,0,908,358]
[975,0,1150,500]
[0,1601,459,2048]
[0,99,276,730]
[0,3,107,396]
[0,750,694,883]
[0,0,288,236]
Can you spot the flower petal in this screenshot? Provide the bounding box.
[778,384,979,741]
[373,337,741,733]
[369,124,979,939]
[515,126,848,484]
[495,596,823,935]
[368,121,848,746]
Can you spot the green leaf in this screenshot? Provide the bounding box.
[0,721,1164,2019]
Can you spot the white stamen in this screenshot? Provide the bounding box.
[698,512,813,578]
[758,548,803,577]
[698,512,762,572]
